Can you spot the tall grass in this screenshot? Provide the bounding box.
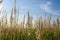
[0,0,60,40]
[0,9,60,40]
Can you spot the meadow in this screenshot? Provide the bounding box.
[0,9,60,40]
[0,0,60,40]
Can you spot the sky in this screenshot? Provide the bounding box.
[0,0,60,21]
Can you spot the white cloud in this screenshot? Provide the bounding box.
[40,1,51,10]
[40,1,60,16]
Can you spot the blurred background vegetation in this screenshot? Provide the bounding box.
[0,0,60,40]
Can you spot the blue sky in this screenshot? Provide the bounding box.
[0,0,60,21]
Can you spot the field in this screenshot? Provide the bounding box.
[0,0,60,40]
[0,10,60,40]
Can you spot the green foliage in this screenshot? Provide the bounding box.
[0,28,60,40]
[40,30,55,40]
[29,29,37,40]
